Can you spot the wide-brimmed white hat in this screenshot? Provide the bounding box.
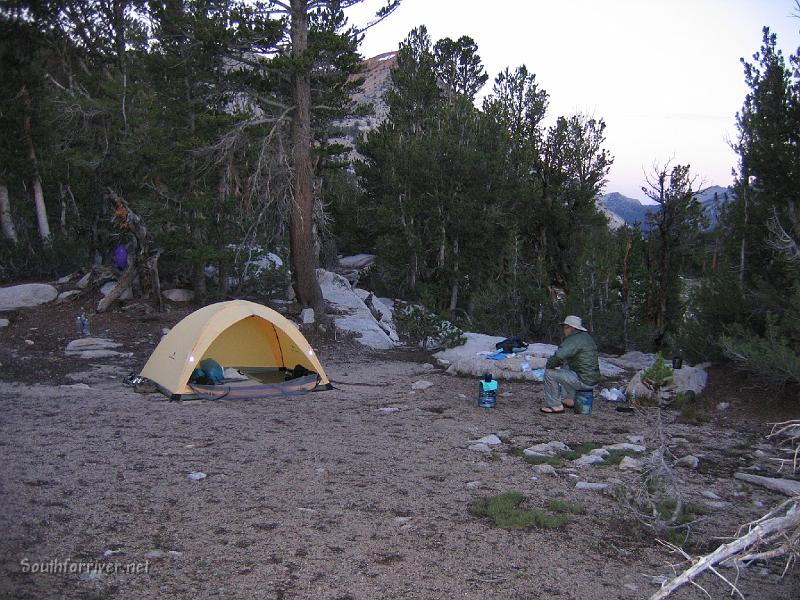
[561,315,587,331]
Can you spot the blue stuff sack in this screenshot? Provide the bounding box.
[190,358,225,385]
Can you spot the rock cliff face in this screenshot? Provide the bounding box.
[353,51,397,125]
[330,52,396,157]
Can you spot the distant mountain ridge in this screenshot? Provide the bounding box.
[598,186,734,230]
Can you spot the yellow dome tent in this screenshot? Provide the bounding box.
[140,300,330,400]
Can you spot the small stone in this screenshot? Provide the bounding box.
[604,443,646,453]
[377,407,401,414]
[300,308,315,324]
[575,482,609,491]
[753,500,765,508]
[670,437,689,444]
[466,481,481,489]
[161,289,194,302]
[411,380,433,391]
[103,549,123,557]
[573,454,605,467]
[675,455,699,469]
[468,443,492,453]
[188,472,207,481]
[56,290,81,304]
[701,490,722,501]
[589,448,610,457]
[619,456,644,471]
[25,339,34,345]
[705,501,732,510]
[145,550,166,560]
[623,583,640,592]
[0,318,9,328]
[547,441,572,453]
[626,435,644,444]
[393,517,411,526]
[716,402,730,411]
[167,551,183,558]
[532,464,558,476]
[458,394,466,399]
[753,450,768,459]
[471,434,502,446]
[524,444,556,457]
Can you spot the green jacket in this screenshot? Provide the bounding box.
[545,331,601,386]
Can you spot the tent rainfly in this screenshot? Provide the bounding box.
[140,300,330,400]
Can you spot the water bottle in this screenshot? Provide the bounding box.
[478,373,498,408]
[75,315,83,335]
[79,313,90,336]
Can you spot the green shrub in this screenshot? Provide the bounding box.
[394,301,466,350]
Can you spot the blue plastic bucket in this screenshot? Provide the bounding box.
[575,389,594,415]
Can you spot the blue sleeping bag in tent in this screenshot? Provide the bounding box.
[190,358,225,385]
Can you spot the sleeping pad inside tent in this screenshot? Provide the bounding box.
[139,300,331,400]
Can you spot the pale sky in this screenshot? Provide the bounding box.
[346,0,799,202]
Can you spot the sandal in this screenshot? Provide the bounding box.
[540,406,566,414]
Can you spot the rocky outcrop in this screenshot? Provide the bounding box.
[0,283,58,310]
[317,269,398,350]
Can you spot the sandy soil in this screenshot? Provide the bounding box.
[0,300,798,599]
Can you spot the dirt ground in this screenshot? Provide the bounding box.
[0,297,799,599]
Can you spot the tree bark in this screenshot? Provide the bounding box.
[0,184,18,243]
[21,85,50,240]
[100,191,163,313]
[289,0,324,312]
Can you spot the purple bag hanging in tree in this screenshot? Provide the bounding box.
[114,244,128,270]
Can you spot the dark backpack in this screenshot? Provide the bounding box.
[495,336,528,354]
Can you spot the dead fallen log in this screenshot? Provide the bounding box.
[734,472,800,497]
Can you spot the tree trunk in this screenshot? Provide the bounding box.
[21,85,50,240]
[0,184,18,243]
[289,0,324,312]
[449,237,459,312]
[739,178,748,289]
[101,191,163,313]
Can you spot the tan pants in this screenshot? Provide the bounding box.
[543,367,591,408]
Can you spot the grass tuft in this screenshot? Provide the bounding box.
[547,499,586,515]
[470,492,570,530]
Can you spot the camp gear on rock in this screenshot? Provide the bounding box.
[495,336,528,354]
[545,330,601,387]
[672,356,683,369]
[486,349,508,360]
[140,300,330,400]
[478,374,498,408]
[560,315,588,331]
[600,387,626,402]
